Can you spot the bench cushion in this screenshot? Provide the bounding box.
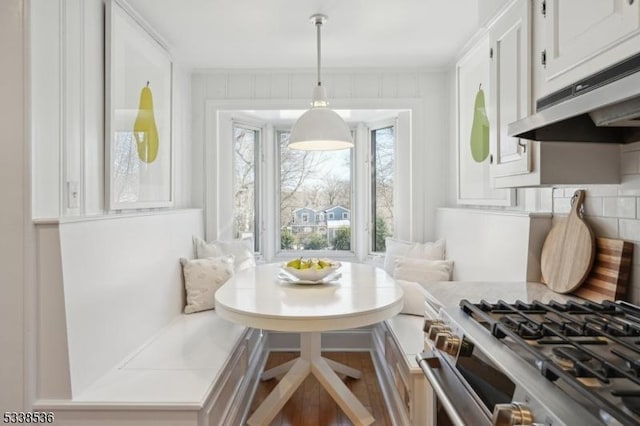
[75,311,247,405]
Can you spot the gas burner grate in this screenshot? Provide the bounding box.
[461,299,640,426]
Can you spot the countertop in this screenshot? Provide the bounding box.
[418,280,581,315]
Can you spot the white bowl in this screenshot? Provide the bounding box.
[281,261,341,282]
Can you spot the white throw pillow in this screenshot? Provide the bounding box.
[393,258,454,283]
[214,238,255,272]
[193,236,255,272]
[395,280,427,316]
[383,237,445,275]
[393,258,454,316]
[193,236,223,259]
[180,256,234,314]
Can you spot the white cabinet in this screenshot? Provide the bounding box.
[535,0,640,97]
[453,0,623,189]
[485,0,621,188]
[489,0,532,178]
[456,34,514,205]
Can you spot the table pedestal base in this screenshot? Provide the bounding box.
[247,332,374,426]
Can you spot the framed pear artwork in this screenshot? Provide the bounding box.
[105,0,173,210]
[455,34,514,206]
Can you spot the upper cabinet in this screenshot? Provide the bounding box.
[489,0,532,178]
[534,0,640,98]
[453,0,622,189]
[456,34,514,206]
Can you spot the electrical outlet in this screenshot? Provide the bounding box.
[67,181,79,209]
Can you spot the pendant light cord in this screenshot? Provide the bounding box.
[316,19,322,87]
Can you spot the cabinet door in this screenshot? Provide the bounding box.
[489,0,532,178]
[456,34,514,205]
[543,0,640,90]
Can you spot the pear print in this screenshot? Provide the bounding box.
[133,82,159,163]
[470,86,489,162]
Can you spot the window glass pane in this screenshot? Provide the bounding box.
[372,126,394,252]
[279,131,352,251]
[233,125,258,250]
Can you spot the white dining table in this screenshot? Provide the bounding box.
[215,261,403,426]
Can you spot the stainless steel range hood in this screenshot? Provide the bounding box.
[508,52,640,143]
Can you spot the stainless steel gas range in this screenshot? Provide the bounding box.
[417,299,640,426]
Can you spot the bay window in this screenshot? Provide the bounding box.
[216,110,406,261]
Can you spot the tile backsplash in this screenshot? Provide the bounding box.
[552,143,640,304]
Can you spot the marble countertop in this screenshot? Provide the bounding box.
[418,280,581,314]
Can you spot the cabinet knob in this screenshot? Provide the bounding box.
[541,50,547,67]
[541,0,546,17]
[629,0,634,5]
[489,154,494,164]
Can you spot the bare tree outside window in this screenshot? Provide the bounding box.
[279,131,352,251]
[232,125,258,250]
[372,126,394,252]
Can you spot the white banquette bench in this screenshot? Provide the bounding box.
[32,209,265,426]
[31,207,550,426]
[371,208,551,425]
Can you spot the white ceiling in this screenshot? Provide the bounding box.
[127,0,480,70]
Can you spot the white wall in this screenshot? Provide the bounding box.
[191,69,450,243]
[478,0,511,26]
[0,0,27,411]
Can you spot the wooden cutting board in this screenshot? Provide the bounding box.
[572,237,633,302]
[541,190,595,293]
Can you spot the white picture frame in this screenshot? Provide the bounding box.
[456,34,514,207]
[105,0,173,210]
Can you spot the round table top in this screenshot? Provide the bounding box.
[215,262,404,332]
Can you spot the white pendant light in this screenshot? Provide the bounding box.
[288,14,353,151]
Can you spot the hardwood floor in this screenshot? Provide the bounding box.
[248,351,392,426]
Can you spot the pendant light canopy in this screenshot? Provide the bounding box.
[288,14,353,151]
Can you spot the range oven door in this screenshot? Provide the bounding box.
[417,350,493,426]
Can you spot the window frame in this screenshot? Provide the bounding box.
[231,122,261,252]
[367,119,398,254]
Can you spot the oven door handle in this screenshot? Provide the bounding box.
[417,351,492,426]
